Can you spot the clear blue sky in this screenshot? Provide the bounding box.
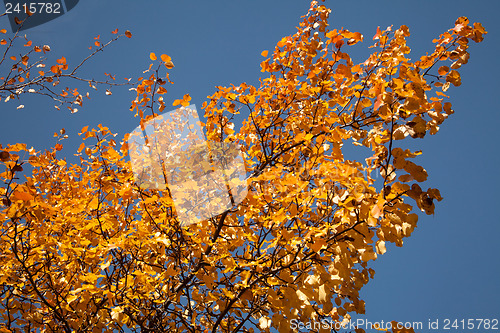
[1,1,499,331]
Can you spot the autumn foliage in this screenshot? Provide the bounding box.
[0,1,486,332]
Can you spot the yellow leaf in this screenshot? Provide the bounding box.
[309,238,326,253]
[442,81,451,92]
[100,259,111,270]
[296,289,308,302]
[361,250,377,262]
[376,241,386,255]
[111,306,124,320]
[119,185,133,200]
[304,133,314,142]
[370,197,385,219]
[88,197,99,210]
[150,52,157,61]
[318,284,327,302]
[259,317,271,329]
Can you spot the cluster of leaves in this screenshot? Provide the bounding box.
[0,12,133,112]
[0,1,486,332]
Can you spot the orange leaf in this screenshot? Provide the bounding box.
[8,143,27,152]
[55,143,63,151]
[446,70,461,86]
[125,30,132,38]
[261,50,268,57]
[56,57,66,64]
[438,66,449,76]
[160,54,171,62]
[373,26,382,40]
[161,54,174,69]
[374,94,383,111]
[12,190,33,201]
[0,29,6,34]
[50,65,59,73]
[180,94,192,107]
[150,52,157,61]
[277,37,287,48]
[111,28,118,34]
[435,91,449,98]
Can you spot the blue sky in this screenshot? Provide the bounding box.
[1,0,499,331]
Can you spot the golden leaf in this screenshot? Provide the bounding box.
[12,190,33,201]
[376,241,387,255]
[446,70,461,86]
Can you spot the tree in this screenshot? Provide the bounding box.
[0,11,133,112]
[0,1,486,332]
